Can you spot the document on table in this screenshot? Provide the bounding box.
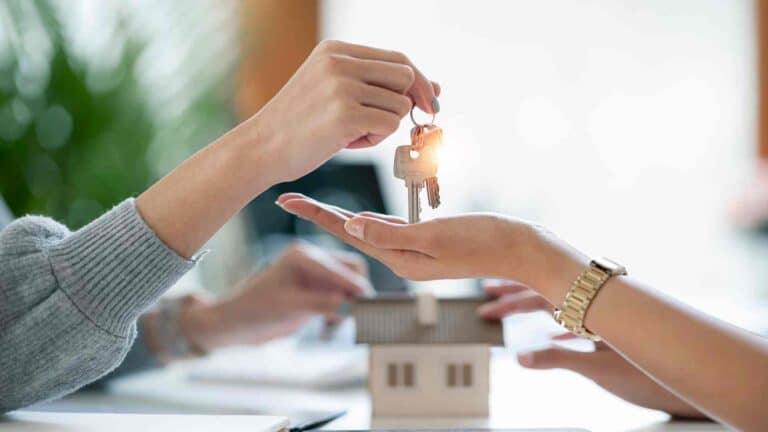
[0,412,290,432]
[187,343,367,389]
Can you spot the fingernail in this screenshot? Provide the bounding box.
[431,97,440,114]
[276,201,297,215]
[344,218,365,240]
[518,352,535,367]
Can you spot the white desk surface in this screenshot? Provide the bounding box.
[27,336,724,432]
[0,412,289,432]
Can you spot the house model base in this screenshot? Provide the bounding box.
[353,293,504,417]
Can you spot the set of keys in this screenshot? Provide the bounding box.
[393,108,444,223]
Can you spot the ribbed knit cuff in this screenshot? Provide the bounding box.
[48,199,195,336]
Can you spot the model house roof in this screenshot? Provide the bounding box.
[352,293,504,345]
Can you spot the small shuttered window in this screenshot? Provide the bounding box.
[446,363,473,387]
[387,362,415,387]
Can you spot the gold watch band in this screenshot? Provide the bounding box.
[553,257,627,341]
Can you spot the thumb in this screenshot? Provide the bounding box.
[344,216,426,251]
[518,348,596,376]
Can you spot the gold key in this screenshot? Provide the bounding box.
[393,108,444,223]
[412,124,443,210]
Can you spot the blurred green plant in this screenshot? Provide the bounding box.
[0,0,237,228]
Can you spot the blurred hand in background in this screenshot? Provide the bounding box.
[144,243,372,356]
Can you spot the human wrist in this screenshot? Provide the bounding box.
[140,296,213,362]
[499,223,589,305]
[177,299,229,352]
[219,113,286,189]
[140,311,164,358]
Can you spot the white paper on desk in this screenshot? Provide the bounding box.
[2,412,289,432]
[187,341,367,389]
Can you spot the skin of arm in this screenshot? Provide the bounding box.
[479,280,706,419]
[136,40,440,258]
[276,193,768,432]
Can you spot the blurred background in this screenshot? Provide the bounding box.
[3,0,767,326]
[3,0,768,427]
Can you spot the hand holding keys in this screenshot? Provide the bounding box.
[393,108,444,223]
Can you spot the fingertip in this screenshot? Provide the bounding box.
[349,274,375,297]
[344,217,366,240]
[431,97,440,114]
[483,284,504,296]
[476,303,495,316]
[277,198,304,214]
[277,193,309,205]
[431,81,441,97]
[518,352,535,368]
[278,197,324,219]
[414,99,436,115]
[411,82,437,114]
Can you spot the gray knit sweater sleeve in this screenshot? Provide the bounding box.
[0,199,194,412]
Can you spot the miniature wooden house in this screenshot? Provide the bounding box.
[352,293,504,417]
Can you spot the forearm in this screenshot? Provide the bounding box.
[136,115,281,258]
[522,237,768,431]
[583,278,768,430]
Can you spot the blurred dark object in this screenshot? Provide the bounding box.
[730,160,768,233]
[731,2,768,233]
[236,0,318,118]
[758,0,768,163]
[246,160,407,292]
[0,1,236,228]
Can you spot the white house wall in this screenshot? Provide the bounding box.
[369,344,490,416]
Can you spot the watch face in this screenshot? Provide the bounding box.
[592,257,627,276]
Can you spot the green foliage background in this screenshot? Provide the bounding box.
[0,1,236,228]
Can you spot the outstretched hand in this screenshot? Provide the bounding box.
[276,193,534,280]
[276,193,587,303]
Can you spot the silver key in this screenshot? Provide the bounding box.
[393,145,438,223]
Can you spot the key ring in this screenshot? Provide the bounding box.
[410,106,436,127]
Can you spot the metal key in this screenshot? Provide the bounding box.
[411,124,443,151]
[425,176,440,208]
[412,125,443,211]
[395,108,444,224]
[393,144,438,223]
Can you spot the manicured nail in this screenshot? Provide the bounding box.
[518,352,535,367]
[276,201,297,215]
[344,218,365,240]
[431,97,440,114]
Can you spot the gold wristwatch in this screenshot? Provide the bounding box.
[553,257,627,341]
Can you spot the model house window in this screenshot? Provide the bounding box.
[387,362,415,387]
[403,362,414,386]
[462,363,473,386]
[446,363,473,387]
